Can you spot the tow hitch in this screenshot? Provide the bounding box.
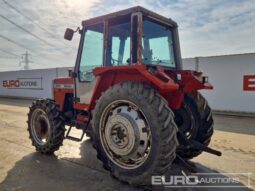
[178,131,222,157]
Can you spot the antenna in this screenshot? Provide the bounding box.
[19,51,33,70]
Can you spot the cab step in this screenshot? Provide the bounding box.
[65,125,85,142]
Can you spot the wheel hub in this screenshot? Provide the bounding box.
[100,101,151,169]
[31,108,50,145]
[174,104,196,139]
[105,113,139,156]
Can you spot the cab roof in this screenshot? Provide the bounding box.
[81,6,178,27]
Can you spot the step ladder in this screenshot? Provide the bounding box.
[65,126,86,142]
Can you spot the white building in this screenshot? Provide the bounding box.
[0,53,255,113]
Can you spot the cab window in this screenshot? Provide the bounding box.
[106,19,131,66]
[79,23,104,81]
[142,18,176,68]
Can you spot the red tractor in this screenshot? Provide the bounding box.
[27,6,221,186]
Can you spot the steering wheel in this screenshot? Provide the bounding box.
[111,58,120,65]
[80,70,94,81]
[111,58,130,65]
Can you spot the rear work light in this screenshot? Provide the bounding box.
[202,76,209,83]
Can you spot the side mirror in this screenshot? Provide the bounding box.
[68,69,77,78]
[64,28,74,41]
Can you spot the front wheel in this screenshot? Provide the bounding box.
[27,99,65,154]
[92,82,178,186]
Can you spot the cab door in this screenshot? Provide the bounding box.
[75,23,104,104]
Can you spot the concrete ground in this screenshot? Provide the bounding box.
[0,98,254,191]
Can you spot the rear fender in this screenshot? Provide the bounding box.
[178,70,213,93]
[89,65,181,110]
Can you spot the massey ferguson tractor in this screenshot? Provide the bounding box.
[27,6,221,186]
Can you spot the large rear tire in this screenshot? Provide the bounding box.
[174,92,214,159]
[92,82,178,186]
[27,99,65,154]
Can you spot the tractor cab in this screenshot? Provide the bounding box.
[62,6,186,106]
[65,7,182,71]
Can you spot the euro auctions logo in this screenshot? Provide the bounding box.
[2,78,43,90]
[152,173,252,188]
[243,75,255,91]
[3,80,20,88]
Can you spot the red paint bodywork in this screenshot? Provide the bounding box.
[53,78,74,110]
[53,65,213,112]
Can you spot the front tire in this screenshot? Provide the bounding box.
[92,82,178,186]
[27,99,65,154]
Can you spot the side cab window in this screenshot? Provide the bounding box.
[79,23,104,81]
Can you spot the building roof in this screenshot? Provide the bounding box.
[183,52,255,60]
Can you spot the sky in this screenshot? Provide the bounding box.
[0,0,255,71]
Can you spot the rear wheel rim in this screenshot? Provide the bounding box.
[99,100,152,169]
[175,104,196,139]
[30,108,51,146]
